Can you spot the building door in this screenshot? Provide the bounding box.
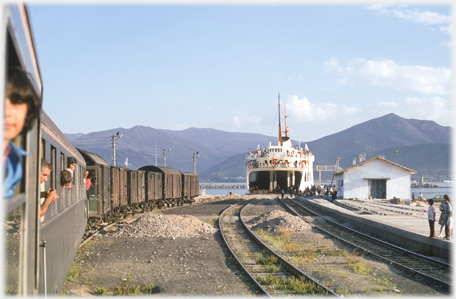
[368,179,386,199]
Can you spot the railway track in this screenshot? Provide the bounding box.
[278,197,452,293]
[219,201,339,297]
[333,199,429,217]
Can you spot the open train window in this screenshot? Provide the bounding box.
[60,152,65,171]
[50,146,56,189]
[40,138,45,160]
[51,146,57,216]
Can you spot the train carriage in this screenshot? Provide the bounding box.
[144,171,163,210]
[110,166,128,215]
[77,148,112,223]
[181,172,199,203]
[39,111,87,295]
[127,169,146,213]
[139,165,182,207]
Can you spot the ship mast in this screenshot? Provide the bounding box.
[278,93,283,146]
[282,103,290,138]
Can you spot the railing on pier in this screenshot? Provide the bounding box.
[315,165,343,172]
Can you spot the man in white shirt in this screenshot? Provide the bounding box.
[40,159,58,220]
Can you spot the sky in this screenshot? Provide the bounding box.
[27,2,453,143]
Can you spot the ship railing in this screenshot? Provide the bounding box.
[246,163,307,170]
[246,153,268,159]
[282,151,311,158]
[246,153,312,159]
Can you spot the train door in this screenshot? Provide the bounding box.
[86,166,100,215]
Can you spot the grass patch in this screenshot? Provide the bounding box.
[346,255,373,275]
[95,283,156,295]
[375,278,396,290]
[5,285,16,295]
[256,254,277,265]
[335,287,350,295]
[66,261,82,282]
[266,264,281,273]
[93,286,109,295]
[256,275,329,295]
[205,218,217,226]
[254,229,351,265]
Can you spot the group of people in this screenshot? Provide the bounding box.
[428,195,452,240]
[247,148,311,160]
[3,66,96,220]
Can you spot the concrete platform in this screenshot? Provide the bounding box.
[294,195,451,262]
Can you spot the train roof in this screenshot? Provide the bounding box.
[182,172,199,176]
[41,110,85,164]
[77,148,109,166]
[138,165,181,175]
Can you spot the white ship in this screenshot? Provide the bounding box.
[246,95,314,194]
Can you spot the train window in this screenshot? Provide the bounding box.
[60,152,66,210]
[40,138,45,160]
[49,146,57,218]
[60,152,65,171]
[50,146,56,190]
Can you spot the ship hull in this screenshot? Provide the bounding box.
[246,167,313,194]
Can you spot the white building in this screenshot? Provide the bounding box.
[334,156,416,200]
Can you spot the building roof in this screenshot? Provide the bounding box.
[335,156,416,175]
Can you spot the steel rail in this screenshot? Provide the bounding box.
[218,203,271,297]
[279,197,451,292]
[239,203,340,297]
[290,197,451,268]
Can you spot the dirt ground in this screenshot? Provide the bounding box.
[62,195,450,297]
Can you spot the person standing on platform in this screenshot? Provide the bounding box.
[427,198,435,237]
[281,188,284,200]
[437,195,448,238]
[444,197,452,240]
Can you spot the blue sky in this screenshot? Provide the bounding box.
[27,3,452,142]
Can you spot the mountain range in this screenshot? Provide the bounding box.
[66,113,451,182]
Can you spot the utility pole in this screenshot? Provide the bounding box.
[110,131,122,166]
[163,148,171,167]
[193,151,200,173]
[395,149,398,164]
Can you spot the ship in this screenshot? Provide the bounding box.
[246,94,314,194]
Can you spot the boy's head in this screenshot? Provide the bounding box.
[428,198,434,205]
[4,67,41,146]
[60,170,72,187]
[67,157,77,171]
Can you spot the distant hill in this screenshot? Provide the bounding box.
[68,113,451,182]
[306,113,451,165]
[66,133,86,141]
